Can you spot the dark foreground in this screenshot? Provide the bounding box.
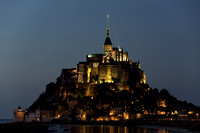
[1,120,200,133]
[0,123,48,133]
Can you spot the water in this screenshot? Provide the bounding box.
[0,121,198,133]
[47,124,197,133]
[0,119,13,124]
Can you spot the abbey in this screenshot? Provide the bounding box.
[68,15,146,91]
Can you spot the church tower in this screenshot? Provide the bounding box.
[103,15,113,56]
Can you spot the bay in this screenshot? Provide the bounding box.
[47,124,197,133]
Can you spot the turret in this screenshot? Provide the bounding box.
[13,106,25,122]
[138,60,140,68]
[140,71,146,84]
[17,106,22,112]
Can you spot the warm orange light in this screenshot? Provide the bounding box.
[136,113,142,119]
[157,111,165,115]
[118,114,122,117]
[143,110,148,115]
[54,114,61,119]
[96,117,103,121]
[123,112,129,120]
[188,111,194,114]
[104,117,109,121]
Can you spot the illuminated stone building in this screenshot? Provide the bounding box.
[75,15,146,91]
[13,106,25,122]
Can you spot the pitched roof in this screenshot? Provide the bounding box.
[104,37,112,45]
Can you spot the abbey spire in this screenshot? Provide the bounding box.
[106,15,110,38]
[104,15,112,46]
[104,15,113,55]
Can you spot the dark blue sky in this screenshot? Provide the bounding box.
[0,0,200,119]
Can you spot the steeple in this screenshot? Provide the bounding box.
[103,15,113,55]
[106,15,110,37]
[104,15,112,45]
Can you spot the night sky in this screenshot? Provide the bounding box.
[0,0,200,119]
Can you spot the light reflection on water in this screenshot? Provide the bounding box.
[48,125,176,133]
[69,125,168,133]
